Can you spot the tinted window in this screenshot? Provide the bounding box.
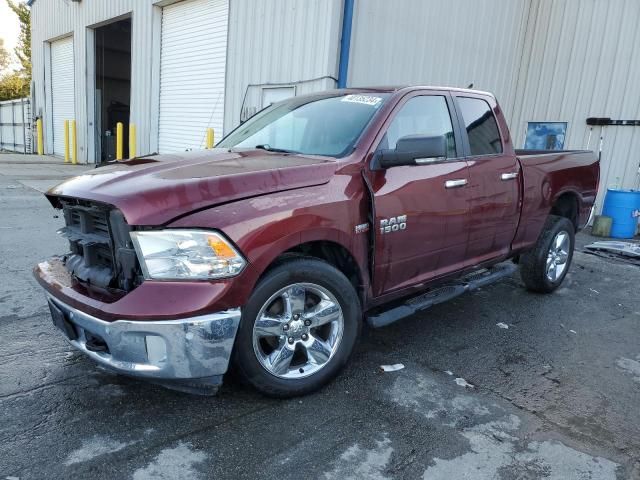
[380,96,456,158]
[458,97,503,155]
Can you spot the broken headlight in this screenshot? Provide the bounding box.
[130,230,246,280]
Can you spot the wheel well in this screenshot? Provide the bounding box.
[551,193,579,231]
[266,241,364,304]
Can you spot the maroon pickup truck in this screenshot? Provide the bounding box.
[35,87,599,397]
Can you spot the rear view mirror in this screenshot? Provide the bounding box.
[371,134,447,170]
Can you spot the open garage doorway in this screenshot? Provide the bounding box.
[94,18,131,162]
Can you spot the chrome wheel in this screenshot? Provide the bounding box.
[252,283,344,379]
[546,230,570,281]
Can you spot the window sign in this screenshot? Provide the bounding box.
[524,122,567,150]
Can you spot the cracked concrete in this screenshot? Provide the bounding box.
[1,159,639,479]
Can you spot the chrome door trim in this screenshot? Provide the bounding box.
[444,179,468,189]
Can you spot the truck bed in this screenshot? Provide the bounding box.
[511,149,599,252]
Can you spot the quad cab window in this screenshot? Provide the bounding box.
[457,97,503,155]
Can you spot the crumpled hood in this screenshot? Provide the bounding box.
[46,149,338,225]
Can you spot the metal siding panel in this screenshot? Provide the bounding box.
[158,0,228,153]
[348,0,640,210]
[50,36,74,156]
[510,0,640,211]
[223,0,342,132]
[348,0,529,111]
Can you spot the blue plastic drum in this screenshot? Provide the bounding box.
[602,189,640,238]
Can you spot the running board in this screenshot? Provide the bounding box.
[366,262,517,328]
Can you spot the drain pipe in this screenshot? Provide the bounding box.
[337,0,355,88]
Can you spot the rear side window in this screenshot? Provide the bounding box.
[458,97,503,155]
[380,96,457,158]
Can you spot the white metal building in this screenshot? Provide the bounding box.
[29,0,640,211]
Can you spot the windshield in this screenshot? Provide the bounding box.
[217,93,390,157]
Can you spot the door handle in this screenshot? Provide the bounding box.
[445,179,468,189]
[501,172,519,181]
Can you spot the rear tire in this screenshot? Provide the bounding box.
[232,258,361,398]
[520,215,575,293]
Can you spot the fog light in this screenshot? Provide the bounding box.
[145,335,167,365]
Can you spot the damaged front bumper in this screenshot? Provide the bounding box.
[47,295,241,394]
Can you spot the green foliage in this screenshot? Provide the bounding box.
[0,71,29,101]
[0,1,31,100]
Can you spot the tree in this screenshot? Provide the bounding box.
[6,0,31,80]
[0,1,30,100]
[0,38,10,73]
[0,71,28,100]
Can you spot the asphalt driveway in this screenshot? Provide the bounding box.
[1,159,639,479]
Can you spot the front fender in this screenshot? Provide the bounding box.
[168,176,369,310]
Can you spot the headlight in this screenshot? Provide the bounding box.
[130,230,246,280]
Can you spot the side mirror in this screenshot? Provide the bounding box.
[371,134,447,170]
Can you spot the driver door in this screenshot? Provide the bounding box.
[367,93,470,296]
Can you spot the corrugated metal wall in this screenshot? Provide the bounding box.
[223,0,342,130]
[510,0,640,210]
[31,0,159,162]
[348,0,640,211]
[348,0,531,121]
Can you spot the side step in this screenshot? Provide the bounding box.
[366,262,517,328]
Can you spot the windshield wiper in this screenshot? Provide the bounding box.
[254,144,298,154]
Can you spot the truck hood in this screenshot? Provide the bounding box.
[46,149,338,225]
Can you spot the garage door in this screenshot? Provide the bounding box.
[158,0,228,153]
[50,36,75,156]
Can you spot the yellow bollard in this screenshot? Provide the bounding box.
[64,120,70,163]
[129,123,136,158]
[206,128,214,149]
[37,118,44,155]
[116,122,123,160]
[71,120,77,165]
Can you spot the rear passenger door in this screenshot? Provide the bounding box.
[453,94,520,265]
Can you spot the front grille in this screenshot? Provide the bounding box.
[58,198,141,291]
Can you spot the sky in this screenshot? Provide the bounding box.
[0,0,22,70]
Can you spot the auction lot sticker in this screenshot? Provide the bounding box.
[341,94,383,106]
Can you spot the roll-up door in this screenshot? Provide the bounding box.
[158,0,228,153]
[50,36,75,156]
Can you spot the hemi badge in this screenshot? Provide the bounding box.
[355,223,370,234]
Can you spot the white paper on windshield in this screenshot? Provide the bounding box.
[341,94,383,106]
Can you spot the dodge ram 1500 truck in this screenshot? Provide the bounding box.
[35,86,599,397]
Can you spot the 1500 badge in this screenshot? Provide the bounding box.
[379,215,407,234]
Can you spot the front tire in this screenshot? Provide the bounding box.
[519,215,575,293]
[233,258,361,398]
